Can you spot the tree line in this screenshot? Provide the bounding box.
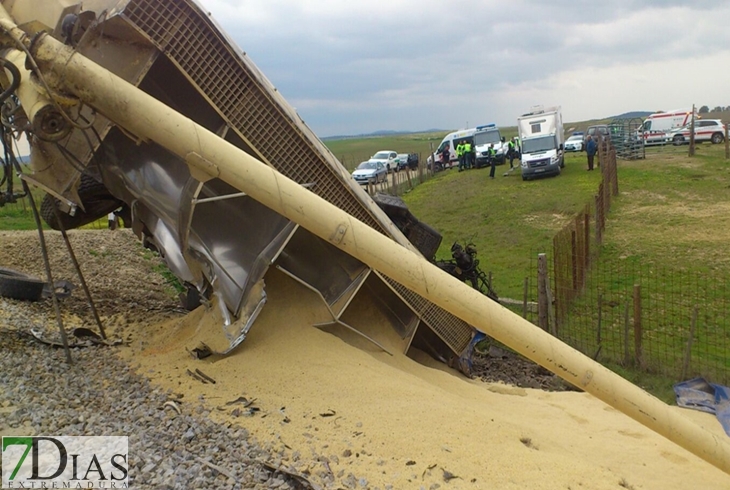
[698,106,730,113]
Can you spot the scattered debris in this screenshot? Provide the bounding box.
[442,468,459,482]
[29,327,122,348]
[520,437,538,450]
[319,409,336,417]
[225,396,256,407]
[162,400,181,415]
[194,368,216,384]
[422,464,437,479]
[186,368,208,384]
[619,477,636,490]
[189,343,213,359]
[405,460,416,466]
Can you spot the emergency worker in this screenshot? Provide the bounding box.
[457,141,466,172]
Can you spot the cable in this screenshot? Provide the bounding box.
[2,29,95,131]
[54,141,87,174]
[0,59,20,104]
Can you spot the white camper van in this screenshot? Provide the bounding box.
[428,128,477,168]
[518,106,564,181]
[638,109,694,145]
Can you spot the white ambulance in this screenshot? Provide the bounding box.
[638,109,695,145]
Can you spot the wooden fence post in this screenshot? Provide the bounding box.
[681,306,698,380]
[633,284,643,368]
[537,253,549,332]
[725,125,729,160]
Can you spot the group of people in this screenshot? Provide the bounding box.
[439,136,521,178]
[456,140,475,172]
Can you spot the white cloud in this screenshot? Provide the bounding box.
[197,0,730,136]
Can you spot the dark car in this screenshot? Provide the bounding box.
[586,125,611,143]
[396,153,419,171]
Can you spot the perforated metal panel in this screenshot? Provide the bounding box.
[122,0,383,230]
[121,0,475,358]
[379,274,473,355]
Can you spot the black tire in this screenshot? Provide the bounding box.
[711,133,724,144]
[672,135,684,146]
[40,174,124,231]
[0,268,45,301]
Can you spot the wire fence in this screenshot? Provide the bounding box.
[524,138,730,385]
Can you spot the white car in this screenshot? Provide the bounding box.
[668,120,726,145]
[369,150,398,172]
[352,160,387,185]
[564,134,584,152]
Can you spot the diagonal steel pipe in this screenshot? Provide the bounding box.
[1,6,728,476]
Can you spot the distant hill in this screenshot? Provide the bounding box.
[610,111,652,120]
[322,129,445,141]
[323,113,657,140]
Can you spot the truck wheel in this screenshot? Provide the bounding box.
[672,135,684,146]
[0,268,45,301]
[711,133,724,144]
[40,174,125,231]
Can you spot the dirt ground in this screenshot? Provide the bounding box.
[1,229,728,489]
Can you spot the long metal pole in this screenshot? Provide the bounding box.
[2,15,729,475]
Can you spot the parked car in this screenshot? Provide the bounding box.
[668,119,726,145]
[369,150,398,172]
[564,133,584,152]
[352,160,387,185]
[396,153,419,171]
[585,124,611,143]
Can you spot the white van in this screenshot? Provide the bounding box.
[427,128,476,168]
[518,106,564,180]
[638,109,694,145]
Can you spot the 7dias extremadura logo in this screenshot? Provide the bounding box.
[2,436,128,489]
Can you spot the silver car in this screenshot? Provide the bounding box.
[352,160,387,184]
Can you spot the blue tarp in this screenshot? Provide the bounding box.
[674,378,730,437]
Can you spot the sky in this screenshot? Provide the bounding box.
[195,0,730,138]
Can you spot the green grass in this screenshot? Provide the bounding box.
[401,151,602,300]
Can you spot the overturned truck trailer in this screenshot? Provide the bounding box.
[2,0,478,367]
[2,0,730,476]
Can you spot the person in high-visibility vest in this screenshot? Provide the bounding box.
[488,144,497,179]
[457,141,466,172]
[507,138,516,169]
[463,140,472,170]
